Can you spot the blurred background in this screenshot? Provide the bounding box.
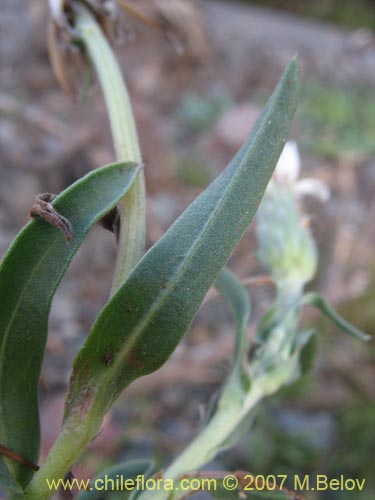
[0,1,374,499]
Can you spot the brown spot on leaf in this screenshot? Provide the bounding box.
[102,352,114,366]
[124,346,146,371]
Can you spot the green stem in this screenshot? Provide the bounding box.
[74,3,145,292]
[24,414,101,500]
[25,6,146,500]
[166,389,262,480]
[138,357,298,500]
[138,385,265,500]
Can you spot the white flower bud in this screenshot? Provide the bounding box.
[274,141,300,184]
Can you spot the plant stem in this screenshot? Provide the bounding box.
[74,3,145,292]
[167,389,262,479]
[24,411,101,500]
[138,385,264,500]
[138,358,298,500]
[24,6,145,500]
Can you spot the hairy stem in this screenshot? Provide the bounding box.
[25,6,145,500]
[138,354,298,500]
[24,414,100,500]
[75,3,145,292]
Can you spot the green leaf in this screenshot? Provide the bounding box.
[45,67,303,498]
[295,329,317,375]
[254,304,278,344]
[76,460,153,500]
[215,268,251,384]
[0,458,24,499]
[0,161,140,487]
[64,58,301,428]
[202,267,251,426]
[179,269,252,466]
[302,292,371,341]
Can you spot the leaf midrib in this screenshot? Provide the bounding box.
[95,96,279,401]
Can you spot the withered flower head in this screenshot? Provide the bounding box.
[47,1,208,96]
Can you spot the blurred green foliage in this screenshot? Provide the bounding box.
[298,82,375,160]
[176,92,232,135]
[331,403,375,499]
[227,387,375,499]
[179,81,375,163]
[237,0,375,31]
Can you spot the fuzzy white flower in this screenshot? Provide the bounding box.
[274,141,301,183]
[48,0,65,22]
[273,141,330,202]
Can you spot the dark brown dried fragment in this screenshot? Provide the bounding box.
[0,443,39,472]
[30,193,73,242]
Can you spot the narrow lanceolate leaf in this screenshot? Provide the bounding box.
[64,59,301,425]
[215,268,251,386]
[0,161,139,486]
[302,293,371,341]
[0,458,24,499]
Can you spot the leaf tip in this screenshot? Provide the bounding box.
[284,55,301,87]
